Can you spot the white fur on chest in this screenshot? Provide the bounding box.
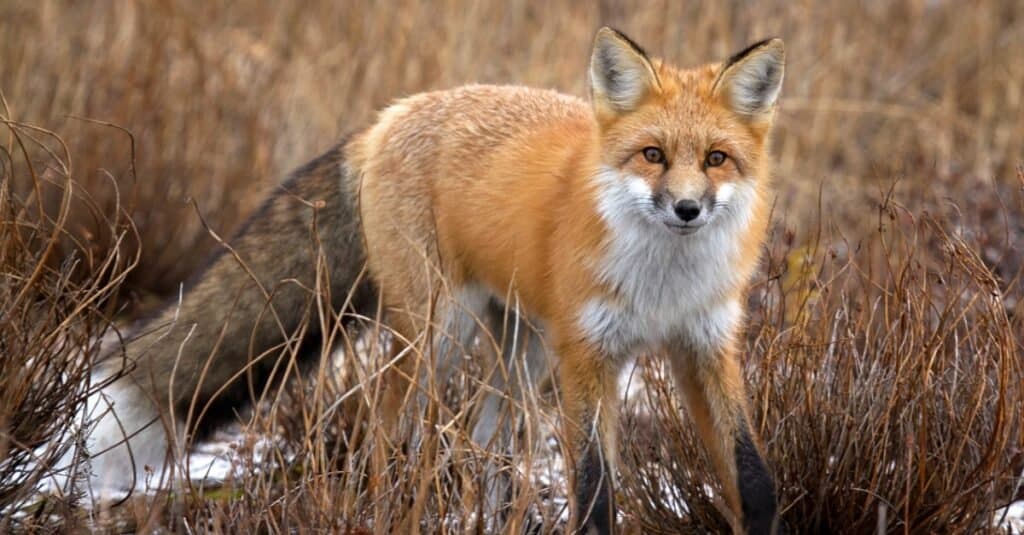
[578,169,757,358]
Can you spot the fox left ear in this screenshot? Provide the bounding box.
[714,38,785,122]
[590,27,660,117]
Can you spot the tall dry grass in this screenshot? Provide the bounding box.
[0,110,139,526]
[1,0,1022,533]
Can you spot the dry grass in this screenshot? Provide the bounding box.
[1,0,1023,533]
[0,107,139,526]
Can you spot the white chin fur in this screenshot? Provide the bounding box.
[52,371,175,501]
[582,166,757,356]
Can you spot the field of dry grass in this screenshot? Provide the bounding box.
[2,1,1023,533]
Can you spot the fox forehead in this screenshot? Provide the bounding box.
[599,61,764,163]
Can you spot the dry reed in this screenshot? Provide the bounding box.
[1,1,1022,533]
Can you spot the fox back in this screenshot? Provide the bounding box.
[349,28,785,533]
[67,27,785,535]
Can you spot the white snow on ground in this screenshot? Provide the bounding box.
[27,351,1024,533]
[179,362,1024,533]
[185,427,280,484]
[996,500,1024,533]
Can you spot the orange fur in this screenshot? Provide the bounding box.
[69,29,783,534]
[347,28,785,534]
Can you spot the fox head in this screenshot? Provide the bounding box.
[589,27,784,236]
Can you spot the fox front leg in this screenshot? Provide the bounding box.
[669,340,781,535]
[557,339,621,535]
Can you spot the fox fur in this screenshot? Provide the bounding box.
[63,27,785,535]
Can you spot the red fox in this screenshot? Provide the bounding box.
[63,27,785,534]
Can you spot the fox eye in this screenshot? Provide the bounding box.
[705,150,727,167]
[642,147,666,164]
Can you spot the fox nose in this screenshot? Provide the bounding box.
[673,199,702,222]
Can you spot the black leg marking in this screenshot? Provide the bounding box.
[735,421,780,534]
[575,434,615,535]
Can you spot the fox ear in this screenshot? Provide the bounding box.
[590,27,660,116]
[714,38,785,121]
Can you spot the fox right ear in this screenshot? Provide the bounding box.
[714,38,785,122]
[590,27,660,117]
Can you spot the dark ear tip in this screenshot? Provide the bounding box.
[593,26,650,60]
[725,37,786,69]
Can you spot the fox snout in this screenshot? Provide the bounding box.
[658,189,715,232]
[672,198,703,222]
[654,170,718,228]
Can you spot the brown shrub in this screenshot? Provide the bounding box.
[0,114,138,530]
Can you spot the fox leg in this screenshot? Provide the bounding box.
[472,299,548,447]
[557,338,620,535]
[376,283,490,437]
[429,285,491,391]
[468,300,549,523]
[371,282,492,534]
[669,342,779,535]
[375,310,419,439]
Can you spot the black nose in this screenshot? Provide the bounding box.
[673,199,702,222]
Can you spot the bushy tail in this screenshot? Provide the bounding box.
[71,141,375,494]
